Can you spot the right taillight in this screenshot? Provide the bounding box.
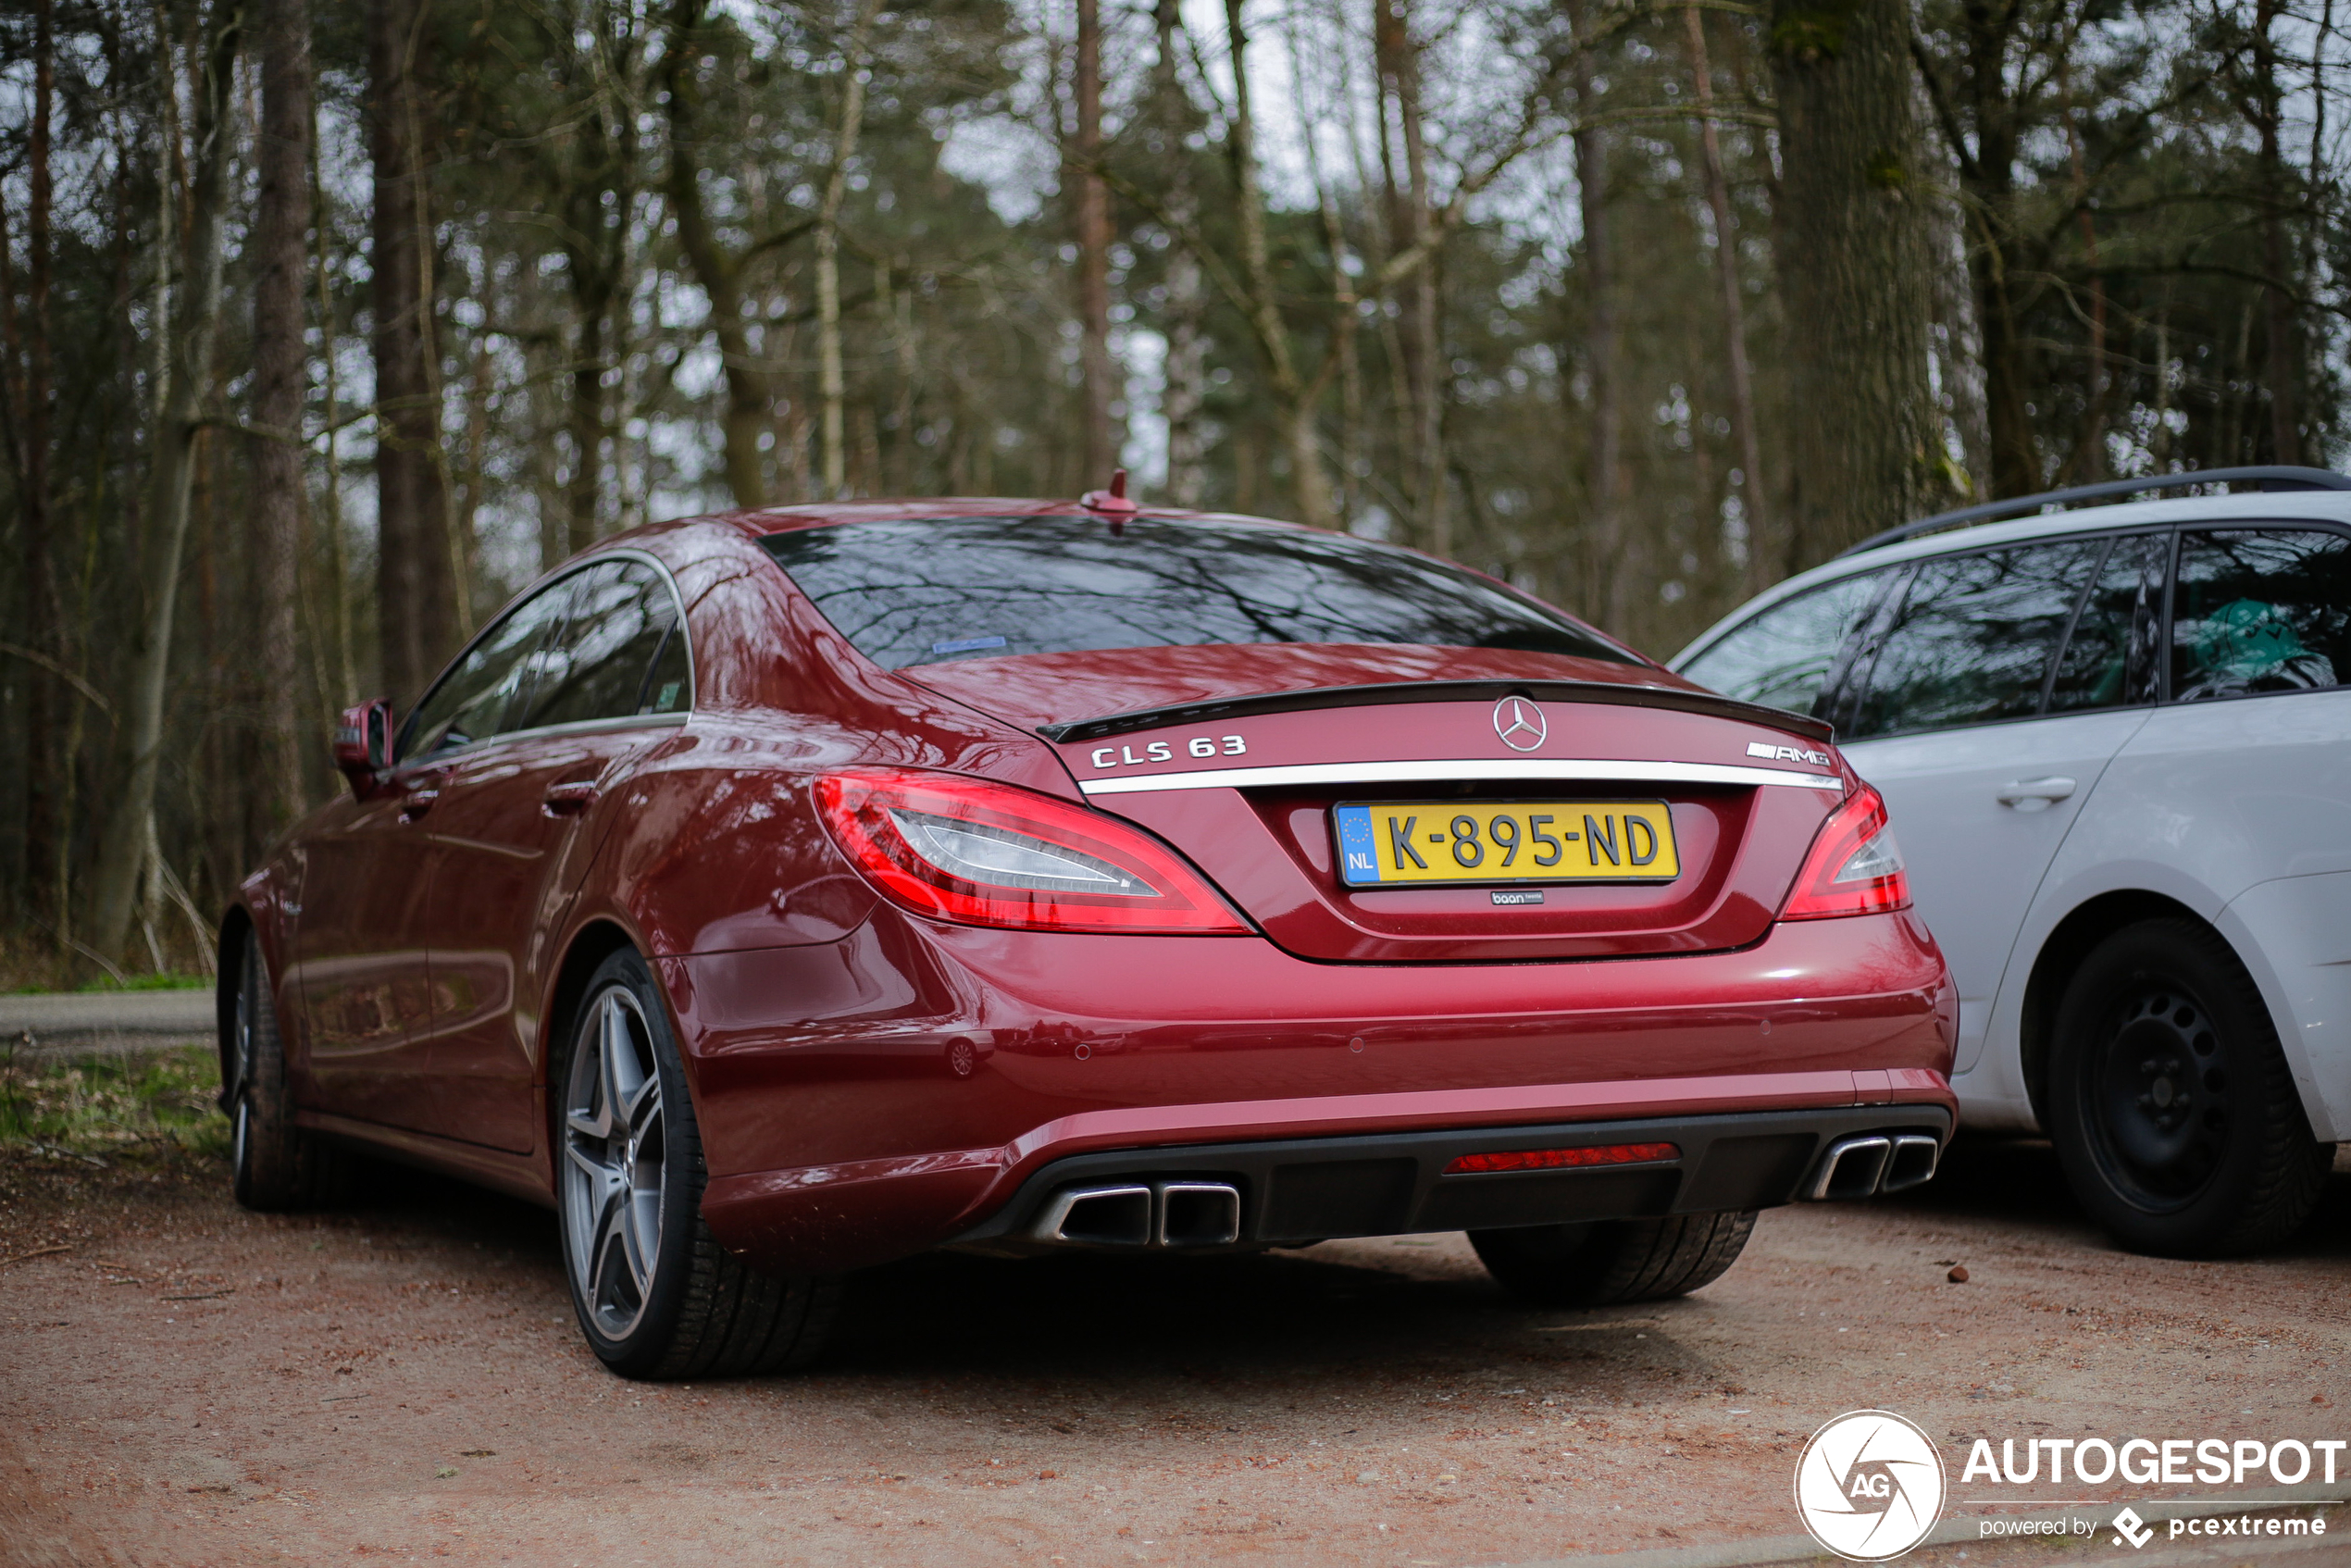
[1779,782,1910,920]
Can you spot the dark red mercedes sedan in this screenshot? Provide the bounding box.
[219,492,1955,1379]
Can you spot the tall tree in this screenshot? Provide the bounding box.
[1683,2,1771,591]
[88,0,247,964]
[252,0,312,821]
[1565,0,1627,628]
[369,0,456,704]
[20,0,57,931]
[1768,0,1943,565]
[1072,0,1118,483]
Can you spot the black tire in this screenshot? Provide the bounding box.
[225,931,343,1212]
[2046,917,2331,1257]
[1469,1211,1757,1308]
[554,948,840,1379]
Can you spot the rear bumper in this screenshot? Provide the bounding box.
[697,1067,1954,1273]
[948,1103,1955,1256]
[674,906,1956,1274]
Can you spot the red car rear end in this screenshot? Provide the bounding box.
[227,497,1954,1379]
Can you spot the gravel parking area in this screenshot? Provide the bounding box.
[3,1110,2347,1567]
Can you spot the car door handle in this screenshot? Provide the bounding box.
[400,788,440,820]
[542,780,600,816]
[1996,776,2076,809]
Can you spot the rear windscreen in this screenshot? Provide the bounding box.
[756,515,1639,670]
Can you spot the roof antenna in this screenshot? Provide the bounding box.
[1081,467,1138,534]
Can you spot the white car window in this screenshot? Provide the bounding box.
[1846,541,2104,740]
[2171,529,2351,702]
[1677,570,1889,719]
[2046,533,2166,714]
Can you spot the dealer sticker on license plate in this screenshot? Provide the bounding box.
[1332,801,1680,888]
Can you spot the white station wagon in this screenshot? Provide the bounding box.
[1673,467,2351,1256]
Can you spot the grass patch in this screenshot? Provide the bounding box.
[0,1044,229,1163]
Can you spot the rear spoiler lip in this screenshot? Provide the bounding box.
[1033,678,1835,746]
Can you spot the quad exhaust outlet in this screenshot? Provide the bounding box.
[1035,1180,1243,1248]
[1807,1134,1941,1201]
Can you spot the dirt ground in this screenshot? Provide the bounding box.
[3,1126,2348,1568]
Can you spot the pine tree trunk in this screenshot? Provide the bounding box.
[1768,0,1941,566]
[22,0,58,932]
[1566,0,1627,632]
[1683,3,1772,592]
[369,0,454,704]
[253,0,311,824]
[88,2,244,964]
[2252,0,2301,463]
[1073,0,1119,482]
[1154,3,1206,507]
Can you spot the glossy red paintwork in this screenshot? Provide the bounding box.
[229,499,1955,1276]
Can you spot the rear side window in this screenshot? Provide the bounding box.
[1678,570,1887,719]
[757,516,1639,669]
[2171,529,2351,702]
[1846,541,2104,740]
[516,560,687,728]
[2046,533,2164,713]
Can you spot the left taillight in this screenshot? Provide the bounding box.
[1779,782,1910,920]
[814,767,1250,935]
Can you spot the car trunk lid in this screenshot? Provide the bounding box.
[913,646,1847,963]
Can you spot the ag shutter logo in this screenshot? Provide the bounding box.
[1795,1410,1947,1561]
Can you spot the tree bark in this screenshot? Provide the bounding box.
[1565,0,1626,631]
[369,0,454,704]
[1153,0,1206,506]
[1377,0,1442,553]
[1073,0,1119,483]
[661,0,774,509]
[817,0,881,499]
[89,1,245,964]
[1767,0,1942,566]
[1683,3,1771,593]
[2251,0,2301,463]
[22,0,58,931]
[1223,0,1335,529]
[252,0,310,823]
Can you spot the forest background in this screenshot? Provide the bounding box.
[0,0,2341,979]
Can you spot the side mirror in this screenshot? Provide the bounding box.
[333,699,393,801]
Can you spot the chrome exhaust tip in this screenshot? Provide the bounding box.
[1807,1136,1893,1201]
[1881,1134,1942,1193]
[1031,1180,1245,1248]
[1037,1184,1153,1246]
[1157,1182,1242,1247]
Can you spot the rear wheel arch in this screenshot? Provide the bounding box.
[542,919,646,1096]
[2019,891,2237,1127]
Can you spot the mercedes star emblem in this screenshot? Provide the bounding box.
[1493,695,1547,752]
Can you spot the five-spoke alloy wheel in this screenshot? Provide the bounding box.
[562,983,670,1341]
[554,948,840,1378]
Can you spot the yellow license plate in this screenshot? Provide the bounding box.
[1333,801,1679,887]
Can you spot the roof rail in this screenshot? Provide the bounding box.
[1835,465,2351,559]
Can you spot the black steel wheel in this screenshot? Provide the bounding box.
[555,947,840,1379]
[224,931,342,1212]
[2047,918,2330,1257]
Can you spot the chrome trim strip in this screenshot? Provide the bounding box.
[1076,758,1845,796]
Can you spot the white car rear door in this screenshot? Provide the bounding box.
[1838,534,2166,1075]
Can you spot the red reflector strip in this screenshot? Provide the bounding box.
[1442,1141,1680,1176]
